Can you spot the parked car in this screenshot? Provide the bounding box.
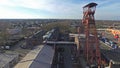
[100,37,109,43]
[109,41,118,49]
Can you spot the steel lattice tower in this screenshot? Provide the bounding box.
[82,3,101,66]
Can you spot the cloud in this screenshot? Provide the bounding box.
[0,6,44,18]
[14,0,83,14]
[0,0,119,20]
[95,0,120,20]
[0,0,85,19]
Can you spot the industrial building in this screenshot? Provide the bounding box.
[14,45,55,68]
[25,30,45,49]
[12,2,120,68]
[0,52,19,68]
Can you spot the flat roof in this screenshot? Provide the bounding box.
[46,41,76,45]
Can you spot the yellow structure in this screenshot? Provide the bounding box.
[106,28,120,36]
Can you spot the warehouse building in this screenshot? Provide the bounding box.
[0,52,19,68]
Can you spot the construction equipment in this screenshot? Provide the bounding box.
[82,3,101,67]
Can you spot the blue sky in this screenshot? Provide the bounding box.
[0,0,119,20]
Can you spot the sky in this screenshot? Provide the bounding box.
[0,0,120,20]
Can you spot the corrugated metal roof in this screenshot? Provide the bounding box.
[0,52,18,68]
[14,45,55,68]
[30,45,55,68]
[102,49,120,64]
[14,45,44,68]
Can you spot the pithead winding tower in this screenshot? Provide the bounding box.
[82,3,101,66]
